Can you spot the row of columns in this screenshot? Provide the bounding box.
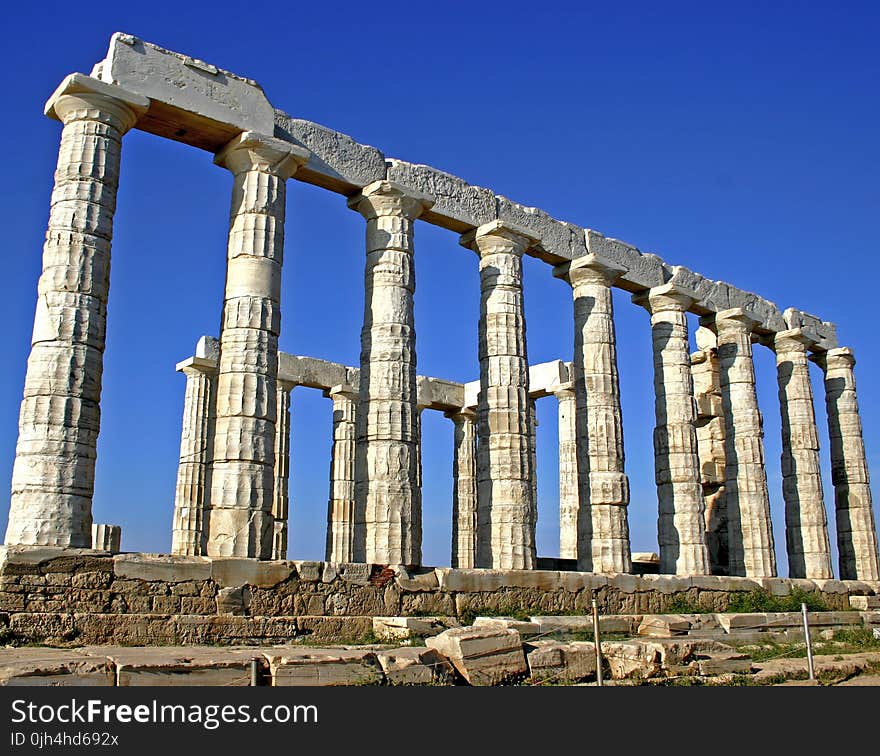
[6,77,880,581]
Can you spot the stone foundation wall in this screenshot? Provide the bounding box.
[1,547,877,646]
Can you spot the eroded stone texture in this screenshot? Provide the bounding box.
[708,309,776,578]
[461,221,537,570]
[634,284,709,576]
[449,410,477,568]
[325,386,357,562]
[6,76,148,548]
[772,330,832,579]
[171,358,216,556]
[349,181,433,565]
[271,381,293,560]
[812,348,880,580]
[206,132,307,559]
[91,523,121,553]
[556,384,579,560]
[554,254,631,573]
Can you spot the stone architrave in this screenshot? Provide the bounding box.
[772,329,832,579]
[5,75,148,547]
[633,283,709,576]
[326,385,358,563]
[206,132,308,559]
[349,181,433,566]
[271,380,294,560]
[812,347,880,580]
[448,410,478,568]
[555,384,578,560]
[708,308,776,578]
[553,254,631,574]
[171,357,217,556]
[460,221,538,570]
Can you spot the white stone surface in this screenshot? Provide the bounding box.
[425,625,527,685]
[449,410,478,568]
[325,386,357,562]
[91,523,121,553]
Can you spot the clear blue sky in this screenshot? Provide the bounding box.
[2,1,878,575]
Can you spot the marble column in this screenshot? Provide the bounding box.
[326,385,357,563]
[708,308,776,578]
[812,347,880,580]
[554,254,631,574]
[555,384,579,560]
[448,409,478,568]
[529,398,539,537]
[634,283,709,575]
[271,380,294,560]
[461,221,537,570]
[349,181,432,565]
[206,132,307,559]
[171,358,217,556]
[5,75,148,547]
[773,330,832,579]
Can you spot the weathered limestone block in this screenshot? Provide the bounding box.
[211,558,293,588]
[271,380,293,560]
[425,625,527,685]
[375,647,454,685]
[350,181,433,566]
[171,357,216,556]
[636,614,692,637]
[265,647,383,686]
[207,132,308,559]
[849,595,880,610]
[95,33,274,151]
[449,410,478,568]
[585,229,669,293]
[772,329,832,579]
[497,196,580,260]
[634,283,709,576]
[6,75,148,548]
[372,616,459,641]
[554,254,631,573]
[460,221,538,570]
[812,348,880,581]
[530,615,642,635]
[91,523,121,553]
[102,646,258,686]
[555,384,579,560]
[473,617,544,635]
[326,386,357,562]
[707,309,776,578]
[0,648,114,686]
[525,640,597,682]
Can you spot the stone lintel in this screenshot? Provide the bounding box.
[45,72,150,124]
[214,130,309,178]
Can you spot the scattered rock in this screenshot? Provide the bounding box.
[426,626,526,685]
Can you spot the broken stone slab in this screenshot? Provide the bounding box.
[849,596,880,610]
[113,553,211,582]
[530,615,641,635]
[264,647,383,686]
[84,646,260,686]
[435,568,565,593]
[0,648,114,686]
[0,545,108,568]
[425,626,527,686]
[637,614,692,637]
[393,565,441,592]
[375,647,453,685]
[525,640,597,682]
[473,617,544,635]
[693,656,753,676]
[94,33,275,151]
[372,616,460,642]
[211,559,293,588]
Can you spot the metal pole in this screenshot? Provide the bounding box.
[801,603,815,681]
[250,657,260,687]
[592,598,604,687]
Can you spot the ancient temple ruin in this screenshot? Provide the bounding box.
[5,32,879,589]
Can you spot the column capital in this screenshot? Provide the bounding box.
[445,407,477,423]
[175,356,219,377]
[553,253,627,288]
[459,219,537,257]
[772,328,815,354]
[701,307,761,335]
[811,346,855,371]
[214,131,309,178]
[45,73,149,133]
[324,383,358,401]
[277,379,297,394]
[550,381,576,399]
[632,282,700,314]
[347,180,434,221]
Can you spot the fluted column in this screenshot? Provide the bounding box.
[349,181,433,565]
[271,380,294,560]
[555,384,579,560]
[529,398,539,535]
[5,75,148,547]
[171,358,217,556]
[448,409,478,568]
[461,221,537,570]
[206,132,307,559]
[554,254,631,574]
[708,308,776,578]
[812,347,880,580]
[633,283,708,575]
[773,330,832,579]
[326,385,357,562]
